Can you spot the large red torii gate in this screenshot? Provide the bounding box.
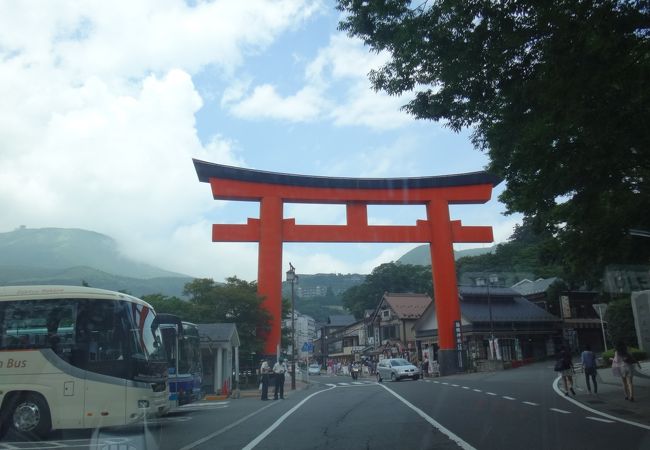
[194,159,501,374]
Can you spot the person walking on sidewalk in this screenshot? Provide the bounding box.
[555,346,576,396]
[273,358,287,400]
[260,359,270,401]
[611,341,642,402]
[581,344,598,394]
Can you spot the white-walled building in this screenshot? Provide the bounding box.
[283,312,316,360]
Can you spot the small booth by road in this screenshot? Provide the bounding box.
[197,323,240,396]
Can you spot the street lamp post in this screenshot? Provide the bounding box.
[286,263,298,390]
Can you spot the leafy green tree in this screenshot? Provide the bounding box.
[143,277,272,356]
[337,0,650,285]
[342,262,433,318]
[606,297,638,348]
[182,277,271,355]
[456,218,564,282]
[141,293,192,317]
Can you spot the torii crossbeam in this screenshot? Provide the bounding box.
[194,159,501,374]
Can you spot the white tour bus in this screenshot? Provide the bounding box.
[0,285,169,438]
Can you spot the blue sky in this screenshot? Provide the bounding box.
[0,1,521,281]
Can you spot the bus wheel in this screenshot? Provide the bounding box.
[10,394,52,438]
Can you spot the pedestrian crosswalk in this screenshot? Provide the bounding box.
[325,381,375,387]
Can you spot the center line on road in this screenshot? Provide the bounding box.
[486,392,497,396]
[242,385,337,450]
[502,396,516,401]
[442,382,449,385]
[462,386,470,390]
[522,401,539,406]
[550,408,571,414]
[433,381,440,384]
[451,384,460,387]
[473,389,482,393]
[378,384,476,450]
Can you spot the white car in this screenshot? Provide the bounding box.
[307,363,321,375]
[376,358,420,382]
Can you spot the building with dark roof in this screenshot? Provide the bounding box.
[415,287,561,366]
[196,323,240,396]
[313,314,358,363]
[511,277,605,353]
[367,293,433,358]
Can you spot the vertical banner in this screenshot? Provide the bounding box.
[560,295,571,319]
[455,320,464,369]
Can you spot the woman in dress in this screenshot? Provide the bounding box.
[611,341,642,401]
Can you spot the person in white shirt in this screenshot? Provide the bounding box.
[273,358,288,399]
[260,359,270,401]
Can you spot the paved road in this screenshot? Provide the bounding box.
[2,363,649,449]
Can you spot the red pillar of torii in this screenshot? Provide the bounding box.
[194,159,501,374]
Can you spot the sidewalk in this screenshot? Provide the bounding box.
[567,360,650,426]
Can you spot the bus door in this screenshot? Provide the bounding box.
[77,301,128,428]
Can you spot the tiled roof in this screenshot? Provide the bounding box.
[384,293,433,319]
[328,314,356,326]
[510,277,561,296]
[197,323,239,344]
[458,286,559,322]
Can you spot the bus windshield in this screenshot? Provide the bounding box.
[126,302,166,363]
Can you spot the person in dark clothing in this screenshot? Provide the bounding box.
[556,346,575,396]
[581,344,598,394]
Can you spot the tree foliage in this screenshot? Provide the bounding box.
[143,277,272,355]
[342,262,433,318]
[337,0,650,284]
[456,218,564,281]
[605,296,639,347]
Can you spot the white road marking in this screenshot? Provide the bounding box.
[326,383,337,387]
[586,417,615,423]
[502,396,516,401]
[486,392,497,396]
[451,384,460,387]
[522,401,539,406]
[146,416,193,424]
[338,382,351,386]
[442,382,449,385]
[462,386,470,390]
[473,389,482,393]
[351,382,364,385]
[179,401,278,450]
[433,381,440,384]
[552,375,650,430]
[242,385,337,449]
[378,384,477,450]
[550,408,571,414]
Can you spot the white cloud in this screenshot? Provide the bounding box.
[227,84,327,122]
[223,32,413,129]
[0,0,319,80]
[0,1,320,281]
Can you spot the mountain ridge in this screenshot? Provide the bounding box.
[0,227,192,297]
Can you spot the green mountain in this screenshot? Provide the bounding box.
[0,227,192,297]
[397,244,496,266]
